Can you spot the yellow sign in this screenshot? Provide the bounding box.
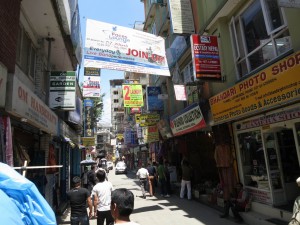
[122,84,144,107]
[209,51,300,123]
[116,134,124,140]
[135,113,160,126]
[143,126,159,143]
[81,137,95,146]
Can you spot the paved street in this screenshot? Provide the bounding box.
[59,168,245,225]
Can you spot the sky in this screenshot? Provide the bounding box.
[78,0,145,126]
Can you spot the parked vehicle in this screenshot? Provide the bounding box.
[107,161,113,170]
[115,161,127,175]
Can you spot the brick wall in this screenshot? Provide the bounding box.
[0,0,21,73]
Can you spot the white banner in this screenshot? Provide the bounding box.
[82,75,101,97]
[174,85,187,101]
[84,19,170,76]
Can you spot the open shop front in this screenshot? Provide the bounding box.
[234,105,300,208]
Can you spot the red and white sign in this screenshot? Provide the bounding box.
[191,35,221,81]
[170,103,206,136]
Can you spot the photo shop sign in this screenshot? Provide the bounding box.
[170,103,206,136]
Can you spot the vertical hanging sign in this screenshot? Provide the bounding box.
[84,99,94,137]
[191,35,222,81]
[122,84,144,107]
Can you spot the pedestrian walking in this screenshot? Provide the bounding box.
[67,176,93,225]
[87,165,97,194]
[146,162,156,197]
[110,188,140,225]
[92,169,114,225]
[136,164,149,199]
[180,159,192,200]
[157,160,169,197]
[164,161,171,196]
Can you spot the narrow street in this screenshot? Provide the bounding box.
[59,168,244,225]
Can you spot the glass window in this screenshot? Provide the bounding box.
[238,130,268,189]
[230,0,291,79]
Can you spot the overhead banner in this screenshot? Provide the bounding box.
[146,86,164,111]
[84,19,170,76]
[170,103,206,136]
[49,71,76,110]
[191,35,221,81]
[209,51,300,124]
[168,0,195,34]
[122,84,144,107]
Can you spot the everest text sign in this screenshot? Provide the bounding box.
[209,51,300,124]
[170,103,206,136]
[7,76,58,135]
[122,84,144,107]
[84,19,170,76]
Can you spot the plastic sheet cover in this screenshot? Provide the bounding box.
[0,162,56,225]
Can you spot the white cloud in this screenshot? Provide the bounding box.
[99,96,112,126]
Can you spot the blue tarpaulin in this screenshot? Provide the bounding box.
[0,162,56,225]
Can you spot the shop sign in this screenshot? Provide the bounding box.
[210,51,300,124]
[6,76,58,135]
[246,188,272,205]
[237,107,300,130]
[83,67,101,98]
[157,119,173,139]
[191,35,221,81]
[135,113,160,127]
[0,64,7,107]
[170,103,206,136]
[122,84,144,107]
[174,85,187,101]
[84,99,94,137]
[143,126,159,143]
[82,137,95,146]
[49,71,76,110]
[146,86,164,111]
[168,0,195,34]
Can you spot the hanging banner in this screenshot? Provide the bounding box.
[49,71,76,110]
[122,84,144,107]
[191,35,222,81]
[174,85,187,101]
[83,67,101,98]
[84,19,170,76]
[146,86,164,111]
[170,103,206,136]
[84,99,94,137]
[168,0,195,34]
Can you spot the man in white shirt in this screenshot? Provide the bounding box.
[136,164,149,199]
[92,169,114,225]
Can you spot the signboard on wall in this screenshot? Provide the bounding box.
[135,113,160,127]
[49,71,76,110]
[174,85,187,101]
[122,84,144,107]
[168,0,195,34]
[209,51,300,124]
[191,35,221,81]
[84,19,170,76]
[170,103,206,136]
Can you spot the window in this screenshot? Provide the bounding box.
[150,21,157,35]
[230,0,291,79]
[114,99,119,103]
[113,91,118,95]
[16,24,36,79]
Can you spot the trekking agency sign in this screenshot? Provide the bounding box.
[84,19,170,76]
[122,84,144,107]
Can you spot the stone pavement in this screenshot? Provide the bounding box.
[58,169,244,225]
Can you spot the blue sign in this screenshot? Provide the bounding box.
[146,86,164,111]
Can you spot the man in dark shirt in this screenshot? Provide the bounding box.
[146,162,156,196]
[67,176,93,225]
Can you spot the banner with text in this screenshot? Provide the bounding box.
[209,51,300,124]
[84,19,170,76]
[122,84,144,107]
[191,35,221,81]
[83,67,101,98]
[49,71,76,110]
